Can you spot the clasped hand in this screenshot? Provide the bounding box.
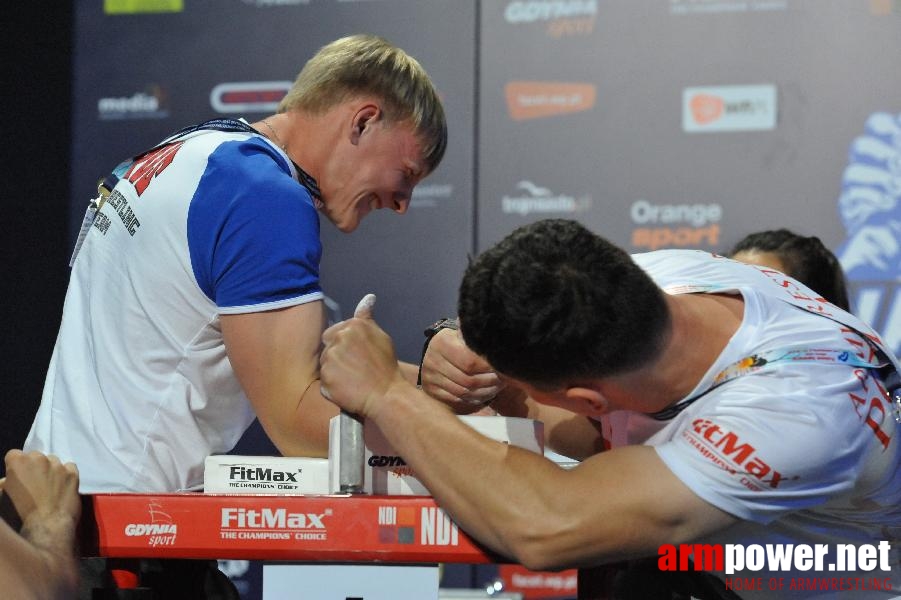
[320,294,406,420]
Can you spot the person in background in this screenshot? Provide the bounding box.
[24,34,446,494]
[729,228,850,311]
[0,449,80,600]
[320,219,901,599]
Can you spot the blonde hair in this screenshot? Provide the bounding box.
[279,34,447,173]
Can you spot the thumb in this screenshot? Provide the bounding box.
[353,293,377,319]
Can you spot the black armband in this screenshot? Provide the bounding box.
[417,318,459,387]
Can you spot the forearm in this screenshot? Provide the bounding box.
[0,517,79,600]
[369,380,574,566]
[270,358,416,454]
[263,379,338,458]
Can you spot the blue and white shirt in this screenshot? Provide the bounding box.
[26,122,323,492]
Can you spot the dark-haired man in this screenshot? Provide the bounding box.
[320,219,901,598]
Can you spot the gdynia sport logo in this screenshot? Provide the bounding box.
[658,541,894,593]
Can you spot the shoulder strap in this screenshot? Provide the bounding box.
[101,118,321,201]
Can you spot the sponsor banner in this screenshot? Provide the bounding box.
[658,542,894,594]
[104,0,183,13]
[210,81,292,114]
[497,564,578,599]
[503,0,598,37]
[682,84,777,133]
[669,0,788,16]
[411,182,454,208]
[850,281,901,355]
[870,0,901,15]
[241,0,310,6]
[502,181,592,216]
[84,493,496,563]
[98,87,169,121]
[630,198,723,251]
[836,111,901,356]
[505,81,596,121]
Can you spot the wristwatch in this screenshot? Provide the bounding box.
[417,318,459,386]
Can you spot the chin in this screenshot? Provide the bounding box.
[336,220,359,233]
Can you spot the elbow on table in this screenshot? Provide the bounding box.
[501,516,586,572]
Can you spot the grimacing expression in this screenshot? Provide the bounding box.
[322,120,426,233]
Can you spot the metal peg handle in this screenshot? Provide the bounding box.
[338,410,365,493]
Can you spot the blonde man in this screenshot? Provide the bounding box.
[26,34,447,493]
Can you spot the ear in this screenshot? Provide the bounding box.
[349,103,382,145]
[564,385,609,418]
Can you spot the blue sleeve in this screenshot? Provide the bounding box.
[187,138,323,312]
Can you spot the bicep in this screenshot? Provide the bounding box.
[538,445,737,566]
[222,301,337,455]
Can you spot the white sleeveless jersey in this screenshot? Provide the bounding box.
[25,124,323,492]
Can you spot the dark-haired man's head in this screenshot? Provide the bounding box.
[458,219,671,389]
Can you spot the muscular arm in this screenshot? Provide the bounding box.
[320,317,738,571]
[373,382,735,570]
[222,301,338,457]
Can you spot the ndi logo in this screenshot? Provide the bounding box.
[420,507,459,546]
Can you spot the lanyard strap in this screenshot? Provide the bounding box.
[648,347,889,421]
[649,281,896,421]
[104,118,322,201]
[71,118,323,268]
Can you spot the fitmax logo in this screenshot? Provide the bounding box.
[228,466,299,482]
[221,508,327,529]
[690,419,790,488]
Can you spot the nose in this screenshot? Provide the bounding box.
[391,196,410,215]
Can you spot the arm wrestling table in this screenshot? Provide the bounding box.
[78,493,609,599]
[79,493,499,563]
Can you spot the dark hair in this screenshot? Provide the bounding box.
[729,229,850,311]
[458,219,671,388]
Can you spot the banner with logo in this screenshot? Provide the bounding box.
[478,0,901,356]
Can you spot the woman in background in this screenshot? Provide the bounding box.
[730,228,851,311]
